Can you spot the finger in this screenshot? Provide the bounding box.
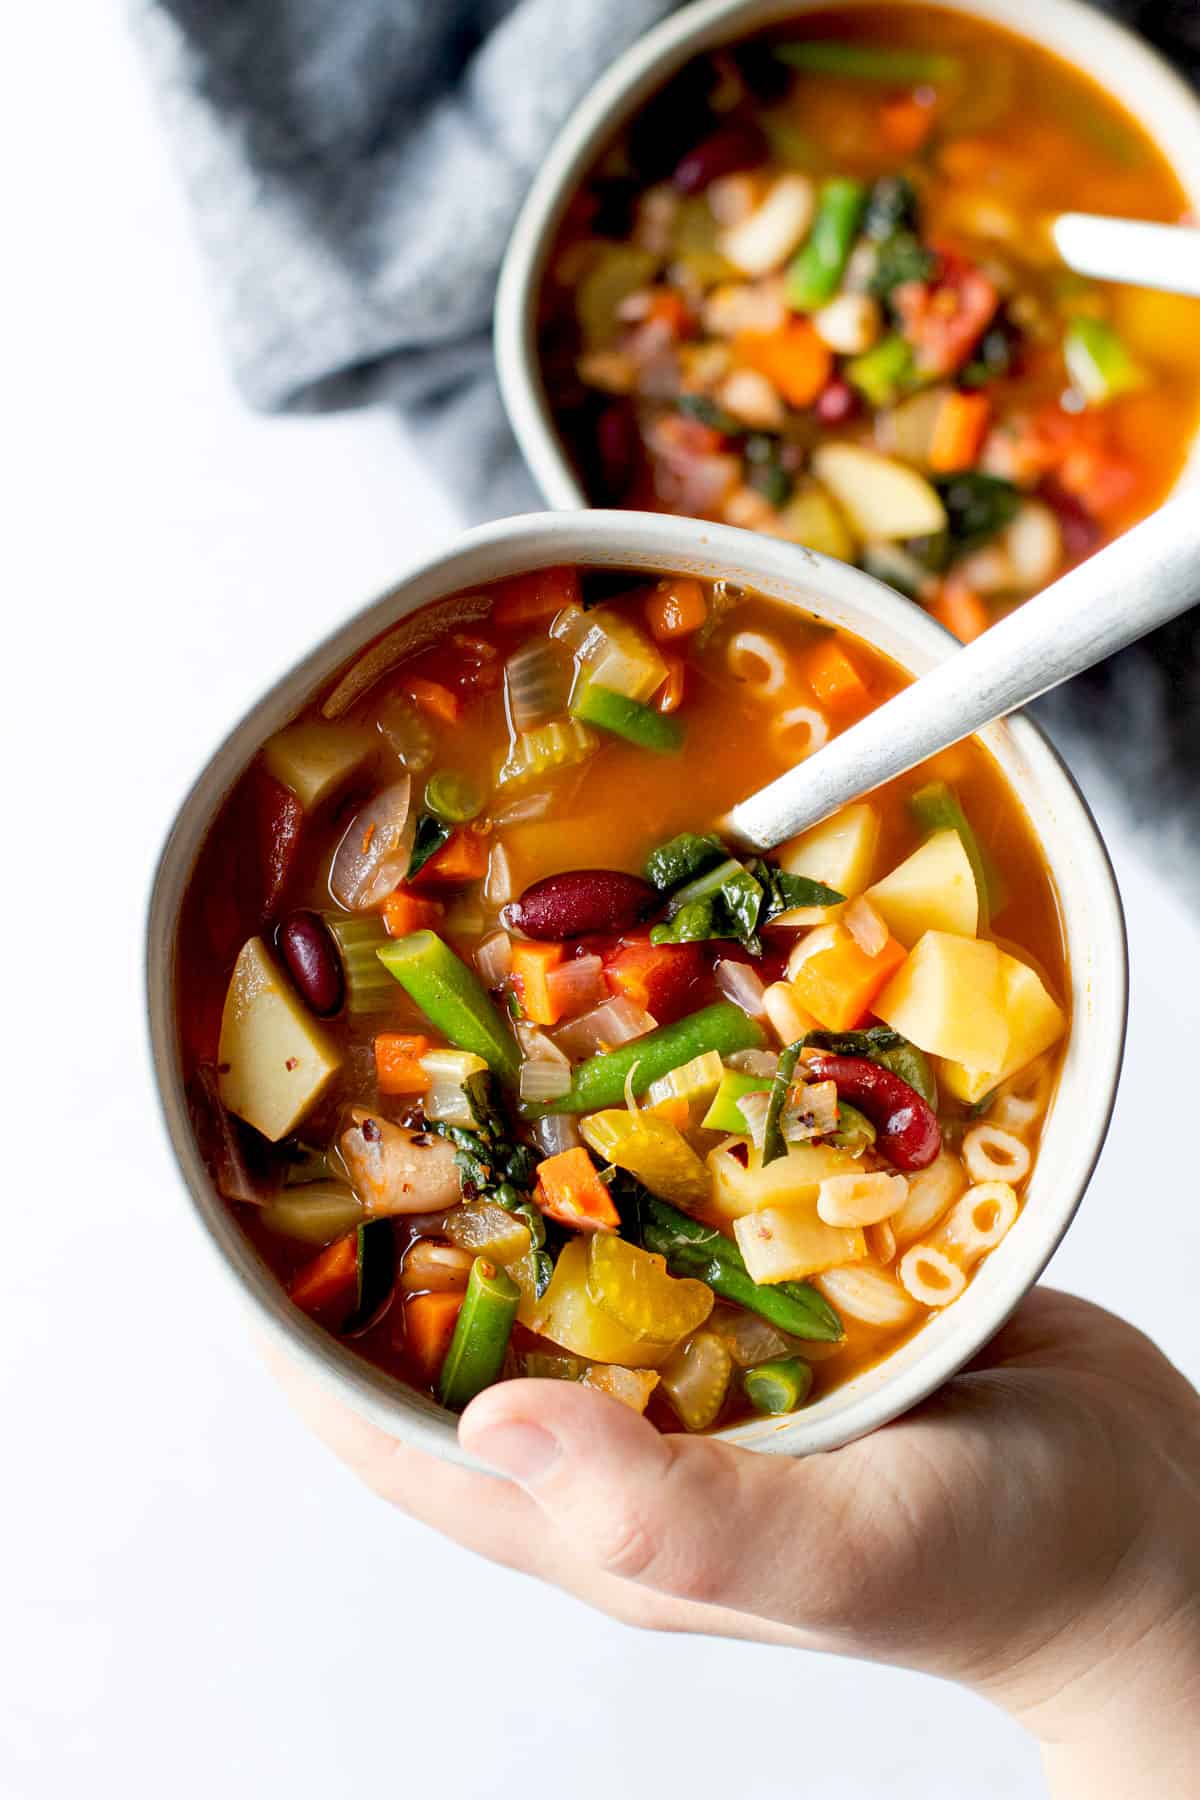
[459,1377,869,1633]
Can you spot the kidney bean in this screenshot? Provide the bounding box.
[672,120,768,194]
[815,378,860,426]
[503,870,657,941]
[805,1053,941,1172]
[279,910,345,1017]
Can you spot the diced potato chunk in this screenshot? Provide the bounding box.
[874,931,1008,1072]
[218,937,342,1142]
[939,953,1066,1102]
[708,1141,862,1222]
[734,1203,866,1284]
[772,481,859,561]
[262,722,372,811]
[519,1240,681,1369]
[775,803,880,923]
[866,830,979,946]
[811,444,947,540]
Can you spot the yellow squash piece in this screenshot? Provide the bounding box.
[218,936,342,1141]
[874,931,1008,1072]
[939,952,1066,1103]
[866,829,979,946]
[707,1141,862,1222]
[734,1204,866,1285]
[775,803,880,923]
[586,1233,714,1345]
[261,722,373,811]
[580,1110,710,1210]
[519,1240,681,1369]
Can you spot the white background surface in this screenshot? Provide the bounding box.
[4,7,1199,1798]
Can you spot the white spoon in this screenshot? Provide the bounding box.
[1052,214,1200,298]
[725,498,1200,852]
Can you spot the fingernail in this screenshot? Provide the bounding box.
[465,1421,560,1486]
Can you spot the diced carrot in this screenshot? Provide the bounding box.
[879,93,935,155]
[603,938,703,1020]
[535,1148,620,1234]
[804,638,869,713]
[790,929,908,1033]
[491,566,581,631]
[644,577,707,641]
[732,320,833,409]
[405,678,461,725]
[511,940,567,1026]
[646,1094,691,1131]
[405,1290,465,1386]
[411,827,490,887]
[928,391,992,474]
[374,1032,432,1095]
[383,887,445,937]
[656,655,687,714]
[932,577,990,644]
[645,289,692,336]
[289,1234,358,1318]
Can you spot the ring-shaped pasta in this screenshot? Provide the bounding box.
[933,1181,1020,1267]
[772,704,830,761]
[963,1124,1032,1186]
[897,1245,967,1308]
[726,629,790,695]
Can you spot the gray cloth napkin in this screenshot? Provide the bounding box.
[130,0,1199,892]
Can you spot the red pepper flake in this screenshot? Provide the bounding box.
[361,821,377,854]
[285,1057,299,1071]
[362,1116,382,1143]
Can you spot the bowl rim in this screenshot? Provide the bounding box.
[145,508,1128,1465]
[494,0,1200,512]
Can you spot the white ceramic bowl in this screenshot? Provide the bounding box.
[146,510,1127,1463]
[496,0,1200,510]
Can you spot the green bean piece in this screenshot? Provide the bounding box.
[743,1356,814,1415]
[639,1196,843,1342]
[377,930,520,1084]
[846,335,913,407]
[437,1257,521,1411]
[785,178,868,312]
[569,680,685,752]
[521,1002,765,1117]
[424,770,484,824]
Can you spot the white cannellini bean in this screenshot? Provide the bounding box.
[707,172,762,227]
[399,1241,474,1294]
[718,368,785,430]
[891,1149,967,1248]
[701,279,788,338]
[817,1171,909,1228]
[815,1264,919,1328]
[897,1245,968,1308]
[726,629,791,694]
[812,292,883,355]
[771,705,829,761]
[1004,500,1063,592]
[963,1124,1032,1186]
[720,174,815,276]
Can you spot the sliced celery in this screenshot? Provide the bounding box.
[646,1050,725,1109]
[1064,317,1145,406]
[702,1069,773,1134]
[497,716,599,787]
[574,607,667,703]
[325,914,398,1014]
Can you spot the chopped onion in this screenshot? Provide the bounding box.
[520,1059,573,1102]
[505,638,571,731]
[735,1090,770,1146]
[475,930,513,987]
[484,842,515,905]
[553,995,658,1059]
[715,957,767,1018]
[491,787,556,826]
[533,1114,583,1156]
[709,1304,795,1369]
[726,1048,780,1077]
[843,894,889,958]
[548,602,590,651]
[514,1019,570,1068]
[329,779,414,911]
[786,1078,840,1141]
[544,954,607,1021]
[423,1080,476,1127]
[376,694,434,771]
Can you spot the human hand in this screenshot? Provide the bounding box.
[271,1288,1200,1796]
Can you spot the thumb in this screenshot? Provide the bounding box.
[459,1377,859,1624]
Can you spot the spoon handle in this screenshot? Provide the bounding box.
[1052,214,1200,298]
[726,499,1200,853]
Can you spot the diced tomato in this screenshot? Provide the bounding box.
[893,251,999,378]
[254,770,304,914]
[603,936,705,1022]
